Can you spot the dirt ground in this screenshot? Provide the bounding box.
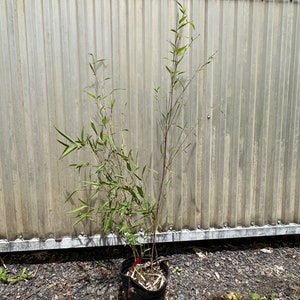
[0,236,299,299]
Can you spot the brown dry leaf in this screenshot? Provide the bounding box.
[193,248,207,260]
[292,285,300,292]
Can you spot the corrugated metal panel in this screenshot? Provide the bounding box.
[0,0,299,250]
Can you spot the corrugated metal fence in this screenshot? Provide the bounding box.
[0,0,300,252]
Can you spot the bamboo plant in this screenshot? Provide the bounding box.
[56,1,214,291]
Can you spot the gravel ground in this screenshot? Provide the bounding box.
[0,236,300,300]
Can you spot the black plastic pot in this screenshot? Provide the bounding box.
[120,257,170,300]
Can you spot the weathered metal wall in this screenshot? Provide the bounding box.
[0,0,300,252]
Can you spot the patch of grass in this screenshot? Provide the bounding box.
[0,266,33,284]
[248,293,265,300]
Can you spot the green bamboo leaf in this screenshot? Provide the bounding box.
[99,130,104,141]
[102,116,107,126]
[87,188,100,200]
[89,62,95,74]
[111,87,125,94]
[119,225,128,233]
[174,45,187,55]
[73,211,94,226]
[188,21,195,29]
[55,127,77,145]
[136,186,144,198]
[65,189,79,202]
[68,204,88,214]
[126,162,132,171]
[103,215,112,231]
[177,23,188,31]
[179,16,187,24]
[95,58,106,63]
[177,1,183,9]
[107,134,116,149]
[179,7,186,14]
[115,174,125,179]
[90,120,98,135]
[131,171,141,181]
[142,165,147,176]
[125,187,137,199]
[56,139,69,148]
[110,99,115,108]
[61,145,78,158]
[86,91,96,99]
[98,201,109,212]
[165,65,172,74]
[80,127,85,142]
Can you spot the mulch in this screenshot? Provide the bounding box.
[0,236,299,299]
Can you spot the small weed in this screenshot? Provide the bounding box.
[172,266,182,275]
[248,293,263,300]
[227,291,243,300]
[248,292,276,300]
[0,267,33,284]
[268,293,276,300]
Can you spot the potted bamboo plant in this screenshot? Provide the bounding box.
[56,2,214,299]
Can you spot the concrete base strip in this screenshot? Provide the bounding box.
[1,224,300,252]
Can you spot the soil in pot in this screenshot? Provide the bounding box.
[120,257,170,300]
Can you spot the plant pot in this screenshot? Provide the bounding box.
[120,256,170,300]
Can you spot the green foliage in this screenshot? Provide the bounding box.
[248,292,276,300]
[56,53,153,258]
[0,267,33,284]
[248,294,263,300]
[56,2,214,263]
[150,0,215,260]
[172,266,182,275]
[268,293,276,300]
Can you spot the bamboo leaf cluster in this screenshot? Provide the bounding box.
[56,2,215,264]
